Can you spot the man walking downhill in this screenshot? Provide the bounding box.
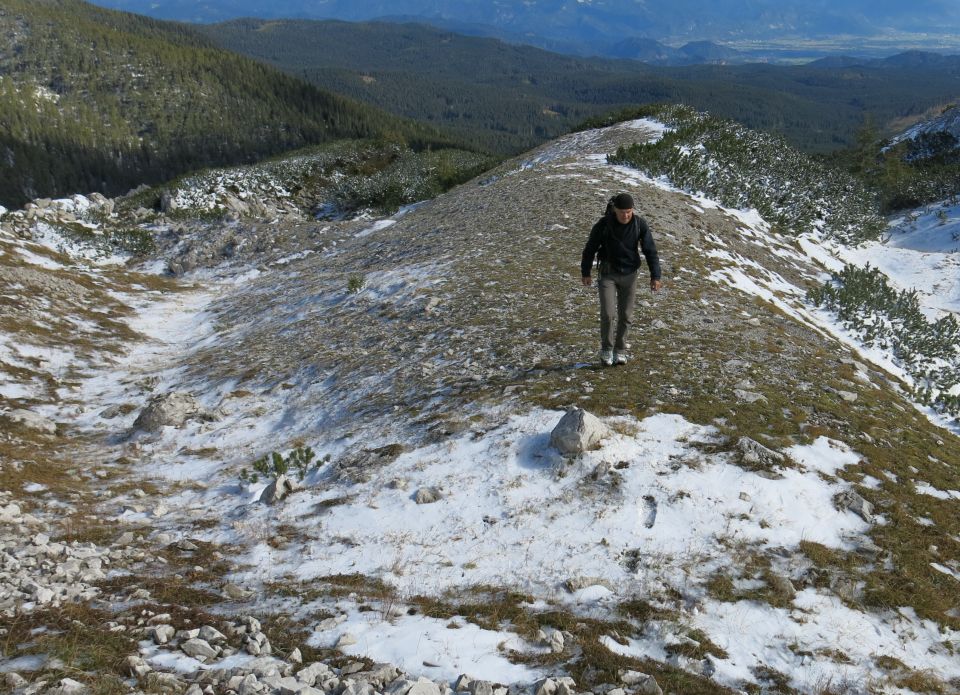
[581,192,662,366]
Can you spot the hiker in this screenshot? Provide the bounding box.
[580,192,662,366]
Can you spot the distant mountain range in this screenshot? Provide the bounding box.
[197,18,960,156]
[88,0,960,58]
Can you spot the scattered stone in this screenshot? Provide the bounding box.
[620,671,662,694]
[564,576,615,592]
[838,390,858,403]
[182,638,219,660]
[454,675,473,692]
[297,662,332,686]
[260,474,301,505]
[152,624,176,645]
[116,531,136,545]
[34,586,55,604]
[534,678,558,695]
[767,573,797,600]
[5,673,28,689]
[407,678,441,695]
[734,389,767,404]
[835,490,875,523]
[287,647,303,664]
[126,656,153,678]
[336,633,358,648]
[46,678,88,695]
[223,583,255,600]
[131,391,217,433]
[469,681,494,695]
[737,437,785,478]
[335,443,406,484]
[177,628,201,640]
[343,681,376,695]
[550,407,609,456]
[415,486,444,504]
[389,679,418,695]
[538,628,564,653]
[200,625,227,643]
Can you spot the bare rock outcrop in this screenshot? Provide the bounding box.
[131,391,217,433]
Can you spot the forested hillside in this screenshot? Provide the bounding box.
[0,0,454,207]
[201,19,960,155]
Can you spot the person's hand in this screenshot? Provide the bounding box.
[581,276,592,287]
[651,279,662,291]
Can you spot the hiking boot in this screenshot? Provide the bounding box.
[600,349,614,366]
[613,351,628,365]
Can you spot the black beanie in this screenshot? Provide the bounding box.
[612,192,634,210]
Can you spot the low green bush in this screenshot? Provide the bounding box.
[808,264,960,415]
[609,104,886,244]
[240,446,317,484]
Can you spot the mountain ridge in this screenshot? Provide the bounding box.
[1,110,959,693]
[0,0,462,208]
[85,0,960,55]
[199,17,960,155]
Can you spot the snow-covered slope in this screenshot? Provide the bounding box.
[1,119,958,695]
[889,104,960,158]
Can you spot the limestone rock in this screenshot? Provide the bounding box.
[734,389,767,404]
[550,407,609,456]
[336,632,358,648]
[152,624,176,645]
[414,486,443,504]
[835,490,875,523]
[534,679,558,695]
[296,662,332,686]
[126,656,153,678]
[224,583,255,600]
[407,678,441,695]
[260,474,301,505]
[46,678,88,695]
[564,576,615,592]
[182,637,219,659]
[132,392,216,433]
[160,190,179,213]
[620,671,662,695]
[200,625,227,643]
[737,437,785,477]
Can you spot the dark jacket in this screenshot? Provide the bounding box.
[581,210,661,279]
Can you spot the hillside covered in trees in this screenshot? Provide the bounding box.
[0,0,456,207]
[201,18,960,156]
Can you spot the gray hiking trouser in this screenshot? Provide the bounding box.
[598,270,638,351]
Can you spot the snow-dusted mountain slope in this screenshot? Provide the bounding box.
[890,104,960,155]
[1,119,958,695]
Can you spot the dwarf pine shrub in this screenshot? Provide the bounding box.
[808,264,960,414]
[610,104,886,244]
[347,274,365,294]
[240,446,317,484]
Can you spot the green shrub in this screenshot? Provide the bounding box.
[808,264,960,415]
[240,446,316,484]
[609,104,885,244]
